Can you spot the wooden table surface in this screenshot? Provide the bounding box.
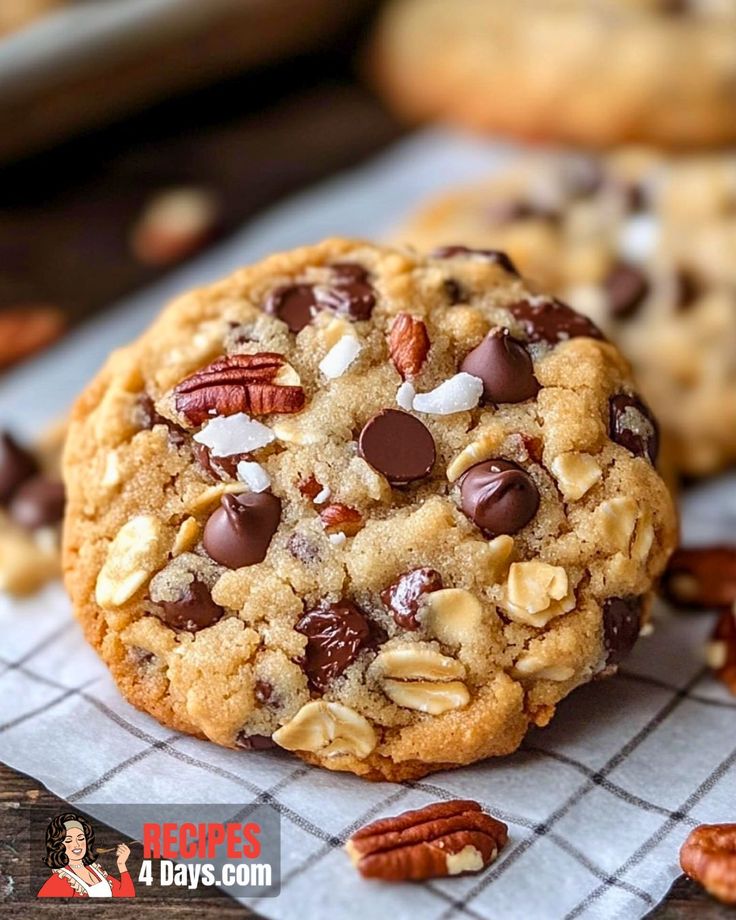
[0,9,730,917]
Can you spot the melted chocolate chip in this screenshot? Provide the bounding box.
[235,732,277,751]
[0,432,38,504]
[138,393,187,446]
[603,596,643,664]
[203,492,281,568]
[193,442,248,481]
[509,299,604,345]
[443,278,464,305]
[673,269,699,311]
[431,244,519,276]
[158,579,224,632]
[296,600,374,692]
[315,268,375,321]
[381,568,443,630]
[604,264,650,320]
[609,393,659,464]
[460,328,539,404]
[265,284,317,333]
[9,475,65,529]
[358,409,435,485]
[487,200,559,224]
[460,460,539,537]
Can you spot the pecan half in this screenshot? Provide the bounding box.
[680,823,736,904]
[174,353,305,426]
[662,547,736,609]
[706,608,736,695]
[388,313,430,379]
[346,800,507,881]
[319,503,363,536]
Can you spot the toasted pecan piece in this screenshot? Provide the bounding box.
[174,353,304,426]
[346,799,507,881]
[680,823,736,904]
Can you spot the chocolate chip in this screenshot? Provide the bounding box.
[193,442,247,481]
[315,266,375,321]
[203,492,281,568]
[673,269,699,311]
[138,393,187,446]
[296,600,374,692]
[460,328,539,404]
[609,393,659,464]
[604,264,650,320]
[265,284,317,333]
[235,732,277,751]
[443,278,463,305]
[381,567,443,630]
[287,532,320,564]
[459,460,539,537]
[509,298,604,345]
[603,596,643,664]
[157,579,224,631]
[9,475,65,529]
[358,409,436,485]
[487,200,559,224]
[431,244,519,276]
[0,432,38,504]
[255,680,273,703]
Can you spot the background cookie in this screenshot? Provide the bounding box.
[63,238,676,781]
[396,150,736,477]
[371,0,736,148]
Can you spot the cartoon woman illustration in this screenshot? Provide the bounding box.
[37,812,135,898]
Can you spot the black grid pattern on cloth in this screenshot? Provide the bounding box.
[2,626,734,919]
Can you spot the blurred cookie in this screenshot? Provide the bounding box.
[0,0,63,36]
[0,422,66,596]
[62,238,675,781]
[396,150,736,476]
[372,0,736,148]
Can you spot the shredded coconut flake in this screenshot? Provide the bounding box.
[396,380,416,411]
[328,532,347,546]
[193,413,274,456]
[618,214,659,264]
[412,373,484,415]
[319,335,361,379]
[236,460,271,493]
[313,486,331,505]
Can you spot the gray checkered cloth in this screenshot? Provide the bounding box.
[1,131,735,919]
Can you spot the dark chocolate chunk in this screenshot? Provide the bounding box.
[138,393,187,446]
[158,579,224,632]
[358,409,435,485]
[235,732,277,751]
[602,596,643,664]
[431,244,519,276]
[203,492,281,568]
[193,442,248,482]
[254,680,273,704]
[381,568,443,630]
[604,264,650,320]
[315,264,375,321]
[9,475,65,529]
[0,432,38,504]
[460,328,539,404]
[265,284,318,333]
[673,269,699,311]
[287,532,320,564]
[443,278,464,305]
[509,299,604,345]
[609,393,659,464]
[459,460,539,537]
[296,600,373,692]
